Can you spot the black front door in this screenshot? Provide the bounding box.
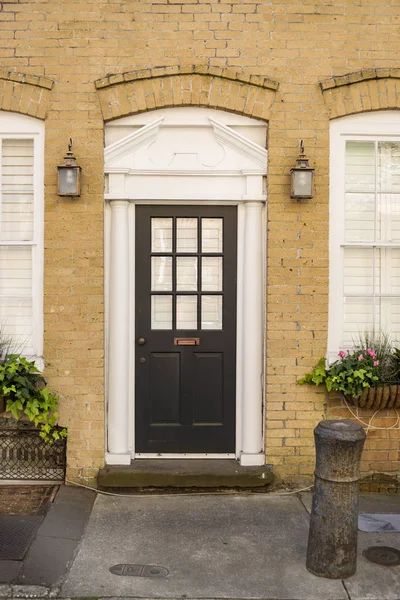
[135,205,237,453]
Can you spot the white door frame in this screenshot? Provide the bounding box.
[104,108,267,466]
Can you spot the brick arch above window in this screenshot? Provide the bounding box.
[0,71,54,120]
[95,66,279,122]
[320,69,400,119]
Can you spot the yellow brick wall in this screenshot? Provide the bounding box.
[1,0,399,484]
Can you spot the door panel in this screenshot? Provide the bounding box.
[135,205,237,453]
[149,353,181,424]
[192,353,223,424]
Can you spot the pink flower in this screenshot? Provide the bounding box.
[358,354,364,361]
[373,360,379,366]
[338,350,347,358]
[367,349,377,359]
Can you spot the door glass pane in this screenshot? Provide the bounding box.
[177,257,197,291]
[176,295,197,329]
[202,295,222,330]
[151,295,172,330]
[202,257,222,291]
[176,218,198,253]
[151,257,172,291]
[202,218,223,253]
[151,218,172,252]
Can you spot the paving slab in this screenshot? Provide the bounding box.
[16,486,95,588]
[0,585,12,597]
[12,584,49,597]
[344,529,400,600]
[18,537,78,588]
[0,561,21,583]
[300,492,400,600]
[300,492,400,515]
[61,494,346,600]
[37,498,93,541]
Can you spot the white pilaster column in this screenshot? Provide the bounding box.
[241,199,265,466]
[107,199,131,464]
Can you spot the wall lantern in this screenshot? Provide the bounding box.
[290,140,314,200]
[57,139,82,197]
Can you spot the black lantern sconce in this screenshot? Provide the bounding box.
[57,139,82,197]
[290,140,314,200]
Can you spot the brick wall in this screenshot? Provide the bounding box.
[1,0,399,484]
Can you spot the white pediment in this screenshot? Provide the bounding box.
[104,116,267,175]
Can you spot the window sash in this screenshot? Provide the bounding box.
[0,128,43,361]
[329,118,400,359]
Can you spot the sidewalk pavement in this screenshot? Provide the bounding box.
[1,487,399,600]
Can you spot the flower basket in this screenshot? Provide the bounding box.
[344,384,400,410]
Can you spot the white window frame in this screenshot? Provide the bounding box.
[329,110,400,362]
[0,112,44,366]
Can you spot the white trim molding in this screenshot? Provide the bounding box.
[104,108,268,466]
[329,111,400,363]
[0,111,44,366]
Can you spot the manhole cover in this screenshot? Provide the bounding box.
[363,546,400,567]
[110,563,169,578]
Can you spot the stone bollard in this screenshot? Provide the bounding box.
[306,420,366,579]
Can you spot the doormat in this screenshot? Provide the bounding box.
[359,514,400,532]
[0,485,58,516]
[0,515,43,560]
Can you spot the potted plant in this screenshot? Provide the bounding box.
[1,354,67,443]
[298,333,400,410]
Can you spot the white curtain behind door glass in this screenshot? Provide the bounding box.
[0,139,34,354]
[343,141,400,344]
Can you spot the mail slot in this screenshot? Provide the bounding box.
[174,337,200,346]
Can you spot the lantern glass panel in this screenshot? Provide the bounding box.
[58,167,80,196]
[292,169,313,198]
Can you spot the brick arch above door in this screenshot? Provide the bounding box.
[95,66,279,122]
[320,69,400,119]
[0,71,54,119]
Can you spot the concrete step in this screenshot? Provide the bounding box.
[98,459,274,489]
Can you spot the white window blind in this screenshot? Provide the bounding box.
[342,139,400,345]
[0,138,35,354]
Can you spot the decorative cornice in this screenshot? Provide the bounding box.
[209,117,268,170]
[0,70,54,90]
[320,68,400,91]
[95,66,278,92]
[104,117,164,166]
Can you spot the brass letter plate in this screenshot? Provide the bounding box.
[174,337,200,346]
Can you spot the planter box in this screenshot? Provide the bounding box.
[345,384,400,410]
[0,424,66,481]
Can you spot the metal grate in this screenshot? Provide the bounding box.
[0,428,66,481]
[0,515,43,560]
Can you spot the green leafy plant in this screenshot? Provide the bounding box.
[298,348,381,399]
[387,347,400,381]
[0,354,67,444]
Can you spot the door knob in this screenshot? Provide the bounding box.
[137,337,146,345]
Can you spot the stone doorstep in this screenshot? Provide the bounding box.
[97,459,274,489]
